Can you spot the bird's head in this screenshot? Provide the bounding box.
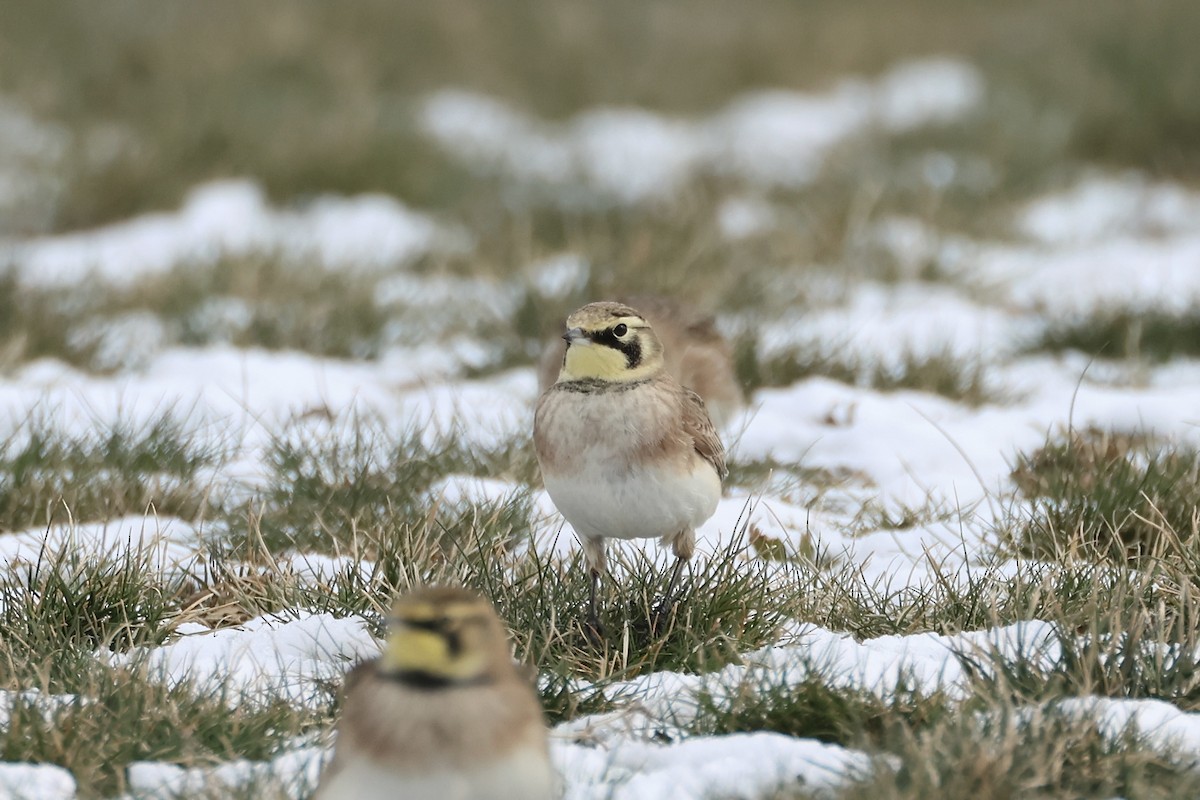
[378,587,512,688]
[556,301,665,384]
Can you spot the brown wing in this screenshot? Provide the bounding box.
[682,387,727,479]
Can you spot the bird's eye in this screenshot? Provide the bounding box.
[613,323,628,337]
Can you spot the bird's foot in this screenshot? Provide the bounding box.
[649,599,678,635]
[582,613,606,646]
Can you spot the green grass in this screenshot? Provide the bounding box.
[0,538,330,797]
[1034,311,1200,361]
[956,559,1200,712]
[1007,427,1200,562]
[737,335,995,404]
[693,668,950,750]
[0,547,177,677]
[699,558,1200,800]
[0,661,329,799]
[0,410,224,532]
[819,707,1200,800]
[227,416,537,554]
[0,272,84,372]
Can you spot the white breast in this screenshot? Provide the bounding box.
[543,457,721,542]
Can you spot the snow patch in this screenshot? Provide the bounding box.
[755,281,1036,369]
[108,612,379,707]
[0,764,76,800]
[0,516,204,580]
[421,58,983,203]
[556,733,870,800]
[11,180,457,290]
[1019,172,1200,245]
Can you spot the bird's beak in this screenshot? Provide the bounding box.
[562,327,588,346]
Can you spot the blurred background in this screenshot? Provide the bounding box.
[2,0,1199,383]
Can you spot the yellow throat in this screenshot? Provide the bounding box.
[557,316,663,384]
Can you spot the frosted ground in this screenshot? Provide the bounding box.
[3,54,1200,798]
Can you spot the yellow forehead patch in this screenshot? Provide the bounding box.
[393,599,484,623]
[380,624,488,681]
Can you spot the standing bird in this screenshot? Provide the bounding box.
[313,587,555,800]
[533,301,727,635]
[536,295,743,430]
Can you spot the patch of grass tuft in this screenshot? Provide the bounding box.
[0,272,83,371]
[694,668,950,750]
[493,535,796,689]
[0,544,183,687]
[959,567,1200,712]
[1034,311,1200,361]
[231,416,537,554]
[1008,427,1200,562]
[739,337,993,405]
[818,706,1200,800]
[0,410,224,532]
[0,661,330,799]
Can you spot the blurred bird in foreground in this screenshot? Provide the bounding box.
[534,301,727,637]
[537,295,743,430]
[313,587,555,800]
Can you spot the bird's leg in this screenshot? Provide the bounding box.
[652,529,694,633]
[582,537,607,644]
[661,556,688,608]
[586,568,603,642]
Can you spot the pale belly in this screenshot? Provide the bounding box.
[543,457,721,541]
[314,746,556,800]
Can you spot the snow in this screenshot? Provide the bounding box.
[736,356,1200,520]
[992,234,1200,319]
[556,733,871,800]
[716,197,776,240]
[873,58,985,132]
[1056,696,1200,754]
[421,58,983,203]
[0,764,76,800]
[8,180,457,291]
[571,109,708,204]
[755,281,1037,369]
[121,731,869,800]
[0,346,533,476]
[124,748,324,799]
[0,516,204,580]
[1017,172,1200,245]
[108,612,379,707]
[529,253,592,299]
[558,621,1061,745]
[918,173,1200,321]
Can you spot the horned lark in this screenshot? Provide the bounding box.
[537,295,743,430]
[534,301,728,633]
[313,587,555,800]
